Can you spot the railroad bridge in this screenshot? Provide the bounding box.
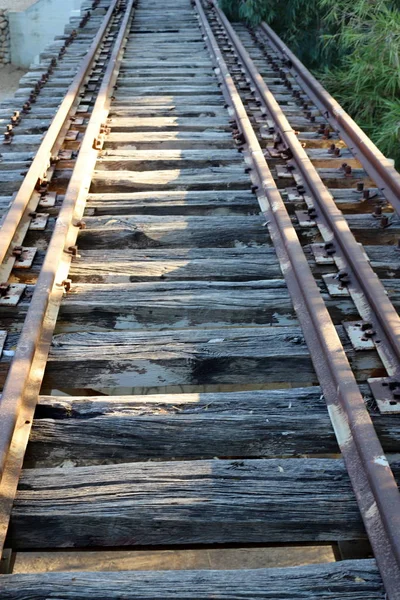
[0,0,400,597]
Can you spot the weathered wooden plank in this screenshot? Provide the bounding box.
[11,458,397,547]
[109,105,227,116]
[28,386,400,465]
[111,95,224,106]
[90,167,250,192]
[104,131,234,149]
[85,190,258,215]
[107,116,230,130]
[75,215,268,249]
[114,85,221,96]
[117,80,222,90]
[56,280,292,329]
[26,325,378,390]
[68,249,281,281]
[0,560,385,599]
[96,149,243,170]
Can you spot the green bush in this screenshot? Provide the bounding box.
[220,0,400,165]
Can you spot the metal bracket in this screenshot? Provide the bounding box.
[343,321,375,351]
[322,273,351,296]
[0,283,26,306]
[368,377,400,414]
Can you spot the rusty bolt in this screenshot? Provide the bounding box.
[381,215,390,228]
[338,271,350,285]
[12,246,24,259]
[373,205,382,218]
[0,283,10,297]
[62,279,72,292]
[357,182,364,192]
[344,165,352,176]
[74,220,86,229]
[323,127,331,139]
[66,245,78,256]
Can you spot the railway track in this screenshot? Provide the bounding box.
[0,0,400,596]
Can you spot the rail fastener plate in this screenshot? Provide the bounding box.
[322,273,351,297]
[12,247,37,269]
[343,321,376,351]
[368,377,400,414]
[0,284,26,307]
[294,209,316,227]
[29,213,49,230]
[310,242,335,264]
[38,192,57,208]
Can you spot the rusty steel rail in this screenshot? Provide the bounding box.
[0,0,119,268]
[0,0,136,552]
[259,20,400,218]
[211,1,400,387]
[197,1,400,597]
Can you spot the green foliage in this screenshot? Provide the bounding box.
[219,0,400,165]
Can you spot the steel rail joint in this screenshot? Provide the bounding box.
[199,1,400,596]
[0,0,120,268]
[0,0,135,488]
[259,21,400,217]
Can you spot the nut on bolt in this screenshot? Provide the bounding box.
[74,220,86,229]
[62,279,72,292]
[0,283,10,297]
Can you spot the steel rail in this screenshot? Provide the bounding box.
[0,0,135,519]
[259,20,400,217]
[0,0,119,268]
[196,1,400,597]
[212,1,400,384]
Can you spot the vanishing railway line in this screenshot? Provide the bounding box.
[0,0,400,596]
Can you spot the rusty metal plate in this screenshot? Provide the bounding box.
[295,210,316,227]
[368,377,400,414]
[276,165,294,178]
[38,192,57,208]
[310,242,335,264]
[58,149,74,160]
[322,273,351,297]
[65,130,79,141]
[286,187,303,202]
[343,321,375,351]
[0,283,26,306]
[29,213,49,230]
[12,247,37,269]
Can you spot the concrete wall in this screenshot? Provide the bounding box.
[9,0,82,68]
